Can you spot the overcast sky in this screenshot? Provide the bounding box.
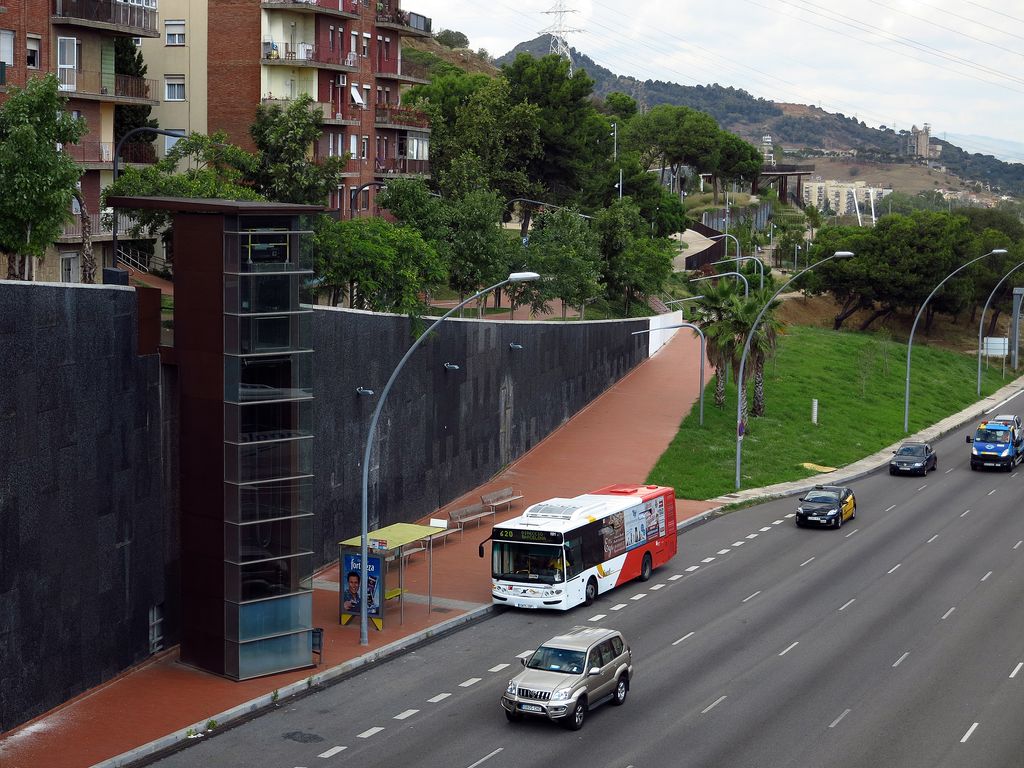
[409,0,1024,162]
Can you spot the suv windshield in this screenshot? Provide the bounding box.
[975,429,1010,444]
[803,490,839,504]
[526,646,586,674]
[897,445,926,456]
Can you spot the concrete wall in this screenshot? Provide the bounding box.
[0,281,168,733]
[311,308,650,559]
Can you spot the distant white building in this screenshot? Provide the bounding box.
[803,180,893,215]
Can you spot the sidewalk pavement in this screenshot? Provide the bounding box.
[5,329,1021,768]
[0,328,713,768]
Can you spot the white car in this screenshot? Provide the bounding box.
[990,413,1022,431]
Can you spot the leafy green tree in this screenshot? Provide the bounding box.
[527,209,603,319]
[625,104,721,191]
[312,216,445,312]
[0,74,86,279]
[114,38,158,158]
[446,189,512,308]
[732,290,783,419]
[249,94,347,204]
[603,92,638,121]
[434,29,469,48]
[712,132,762,203]
[593,199,674,313]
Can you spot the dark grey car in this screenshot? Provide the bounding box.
[889,442,937,476]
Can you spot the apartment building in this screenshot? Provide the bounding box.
[803,179,892,216]
[140,0,431,218]
[0,0,161,282]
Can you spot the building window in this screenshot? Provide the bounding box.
[165,20,185,46]
[26,37,40,69]
[361,32,369,58]
[350,31,357,54]
[57,37,77,90]
[361,135,368,160]
[165,75,185,101]
[1,30,15,67]
[328,26,334,51]
[165,129,186,153]
[349,133,357,158]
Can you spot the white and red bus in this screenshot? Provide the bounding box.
[480,484,678,610]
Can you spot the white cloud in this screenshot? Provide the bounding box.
[410,0,1024,152]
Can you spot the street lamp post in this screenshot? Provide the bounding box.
[904,248,1006,432]
[709,233,741,282]
[357,271,540,644]
[691,271,749,297]
[793,244,801,270]
[709,256,764,290]
[110,126,195,270]
[631,323,706,425]
[735,251,854,489]
[977,259,1024,396]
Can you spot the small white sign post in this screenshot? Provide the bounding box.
[984,337,1009,377]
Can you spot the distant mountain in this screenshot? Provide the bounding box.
[944,134,1024,165]
[496,36,1024,196]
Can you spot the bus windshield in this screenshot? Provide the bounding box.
[492,541,564,584]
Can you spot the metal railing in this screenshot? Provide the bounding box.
[374,157,429,175]
[262,0,361,12]
[375,58,429,80]
[60,211,139,239]
[52,0,158,35]
[57,69,158,102]
[376,8,431,33]
[374,105,429,128]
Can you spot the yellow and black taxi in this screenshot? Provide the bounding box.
[795,485,856,529]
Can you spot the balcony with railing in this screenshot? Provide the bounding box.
[374,156,429,176]
[52,0,159,37]
[261,0,360,17]
[374,104,429,129]
[57,69,159,104]
[374,57,429,81]
[59,211,140,241]
[375,7,431,36]
[262,41,358,70]
[60,140,113,164]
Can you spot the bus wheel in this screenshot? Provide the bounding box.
[639,552,653,582]
[584,578,597,606]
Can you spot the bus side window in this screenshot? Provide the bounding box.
[564,537,582,578]
[579,521,603,570]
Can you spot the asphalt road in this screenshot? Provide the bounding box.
[149,418,1024,768]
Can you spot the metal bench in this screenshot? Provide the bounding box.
[480,487,523,515]
[448,502,493,537]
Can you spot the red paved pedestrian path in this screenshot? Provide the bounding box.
[0,329,713,768]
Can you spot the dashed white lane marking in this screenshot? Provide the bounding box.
[717,549,731,555]
[829,709,851,728]
[961,509,971,517]
[888,563,902,574]
[779,641,799,656]
[650,583,666,590]
[845,529,858,538]
[981,571,993,582]
[357,727,384,738]
[489,663,510,672]
[516,651,533,659]
[1014,473,1020,479]
[839,598,856,611]
[428,693,451,703]
[672,631,695,646]
[960,723,979,743]
[800,557,815,567]
[685,565,700,572]
[988,490,996,496]
[669,574,684,580]
[772,519,784,525]
[318,746,347,758]
[459,678,481,687]
[785,513,795,518]
[1014,540,1023,550]
[945,468,954,474]
[732,541,745,547]
[701,695,727,714]
[759,526,772,532]
[885,505,896,512]
[1010,662,1023,679]
[631,593,646,601]
[467,747,504,768]
[927,534,939,543]
[611,603,627,610]
[588,614,607,622]
[746,533,759,539]
[892,651,910,668]
[394,709,418,720]
[742,591,761,603]
[917,485,927,491]
[942,607,956,620]
[701,557,716,563]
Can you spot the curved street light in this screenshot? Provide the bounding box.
[735,251,855,489]
[357,271,540,644]
[708,233,741,284]
[691,271,749,297]
[631,323,706,425]
[709,255,764,290]
[904,248,1007,432]
[977,259,1024,396]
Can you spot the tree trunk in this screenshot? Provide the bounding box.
[6,253,16,280]
[520,208,532,238]
[832,295,863,330]
[74,189,96,284]
[752,362,766,417]
[858,306,893,332]
[986,309,1002,338]
[714,370,726,407]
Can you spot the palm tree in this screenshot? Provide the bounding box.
[731,290,784,420]
[693,279,741,407]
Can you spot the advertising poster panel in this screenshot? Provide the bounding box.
[340,553,383,629]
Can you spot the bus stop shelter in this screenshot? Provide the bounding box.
[338,522,445,629]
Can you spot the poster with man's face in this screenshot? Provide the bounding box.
[341,554,382,620]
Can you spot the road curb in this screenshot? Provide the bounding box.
[101,604,496,768]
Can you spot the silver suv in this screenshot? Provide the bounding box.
[500,626,633,730]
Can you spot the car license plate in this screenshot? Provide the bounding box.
[519,703,543,712]
[809,516,822,522]
[514,601,536,609]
